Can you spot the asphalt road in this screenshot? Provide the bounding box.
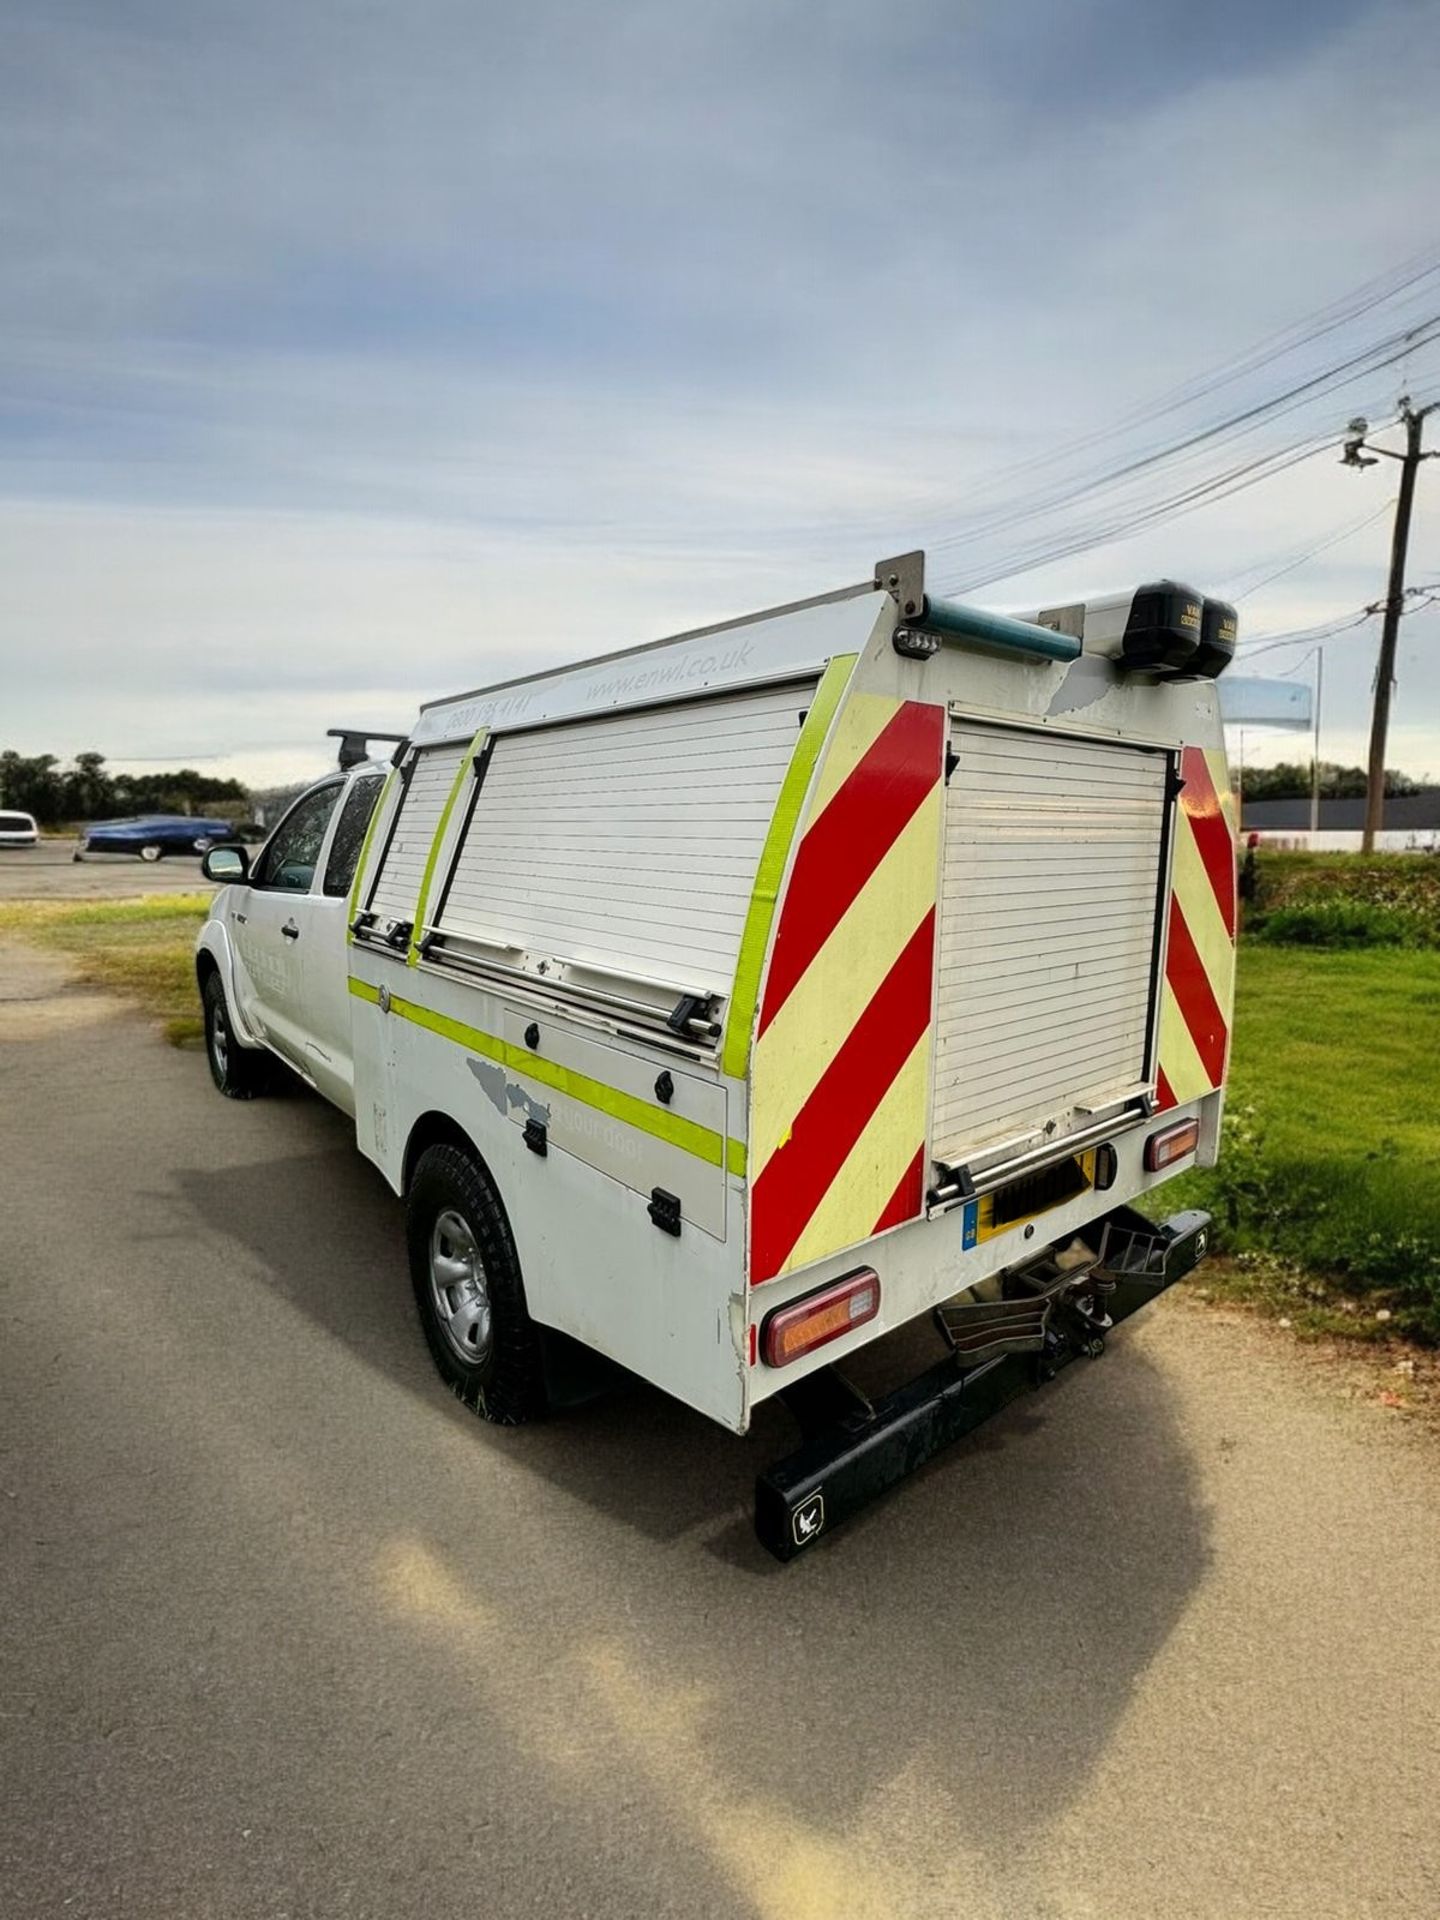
[3,960,1438,1919]
[0,845,215,901]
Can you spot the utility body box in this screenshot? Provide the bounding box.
[200,551,1237,1554]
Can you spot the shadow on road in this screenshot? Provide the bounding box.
[179,1128,1213,1855]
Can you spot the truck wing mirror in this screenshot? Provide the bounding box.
[202,844,249,882]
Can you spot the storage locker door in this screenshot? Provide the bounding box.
[436,680,815,998]
[932,721,1169,1164]
[364,743,466,927]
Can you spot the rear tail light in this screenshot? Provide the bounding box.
[1145,1117,1200,1172]
[759,1268,880,1369]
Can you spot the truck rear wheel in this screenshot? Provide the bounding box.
[405,1144,547,1426]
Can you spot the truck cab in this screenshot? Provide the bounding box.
[196,761,388,1113]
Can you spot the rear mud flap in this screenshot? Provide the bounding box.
[754,1206,1211,1562]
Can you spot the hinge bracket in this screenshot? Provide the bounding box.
[873,550,926,622]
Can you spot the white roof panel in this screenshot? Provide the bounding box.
[409,587,885,746]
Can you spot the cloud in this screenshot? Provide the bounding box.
[1,0,1439,783]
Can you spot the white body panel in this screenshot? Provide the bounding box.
[410,591,880,745]
[349,952,749,1426]
[230,890,314,1071]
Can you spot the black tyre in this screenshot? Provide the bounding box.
[406,1144,547,1425]
[202,971,270,1099]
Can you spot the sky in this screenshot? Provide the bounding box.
[2,0,1439,789]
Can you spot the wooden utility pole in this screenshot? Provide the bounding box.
[1345,399,1437,852]
[1309,646,1323,839]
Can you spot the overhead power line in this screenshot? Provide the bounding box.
[780,241,1440,599]
[931,312,1440,562]
[871,244,1440,539]
[1223,497,1397,601]
[1238,609,1378,661]
[930,315,1440,593]
[1235,581,1440,665]
[950,433,1336,594]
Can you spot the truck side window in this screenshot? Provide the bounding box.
[323,773,385,897]
[251,783,343,893]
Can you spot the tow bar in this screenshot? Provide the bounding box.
[754,1205,1211,1561]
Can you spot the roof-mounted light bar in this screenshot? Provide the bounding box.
[1021,581,1237,680]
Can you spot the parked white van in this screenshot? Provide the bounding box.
[196,553,1237,1556]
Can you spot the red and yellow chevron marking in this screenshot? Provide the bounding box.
[1157,744,1237,1111]
[749,695,946,1283]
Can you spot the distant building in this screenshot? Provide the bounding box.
[1242,791,1440,852]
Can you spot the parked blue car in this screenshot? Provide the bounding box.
[74,815,236,863]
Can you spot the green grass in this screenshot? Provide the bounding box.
[1166,944,1440,1341]
[0,894,210,1042]
[1246,851,1440,949]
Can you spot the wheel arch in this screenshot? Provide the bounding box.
[403,1109,496,1198]
[194,922,264,1049]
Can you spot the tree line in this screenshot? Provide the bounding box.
[0,751,251,825]
[3,746,1427,825]
[1237,761,1428,801]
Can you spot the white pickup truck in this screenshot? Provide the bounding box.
[196,553,1235,1557]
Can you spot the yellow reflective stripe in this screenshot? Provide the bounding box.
[719,654,857,1081]
[1207,746,1239,836]
[408,728,487,967]
[1204,745,1240,1029]
[750,787,941,1179]
[348,977,748,1175]
[345,768,399,945]
[778,1032,929,1277]
[1158,976,1212,1104]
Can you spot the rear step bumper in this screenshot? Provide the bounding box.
[754,1205,1211,1561]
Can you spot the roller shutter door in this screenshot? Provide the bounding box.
[435,680,815,998]
[932,720,1170,1164]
